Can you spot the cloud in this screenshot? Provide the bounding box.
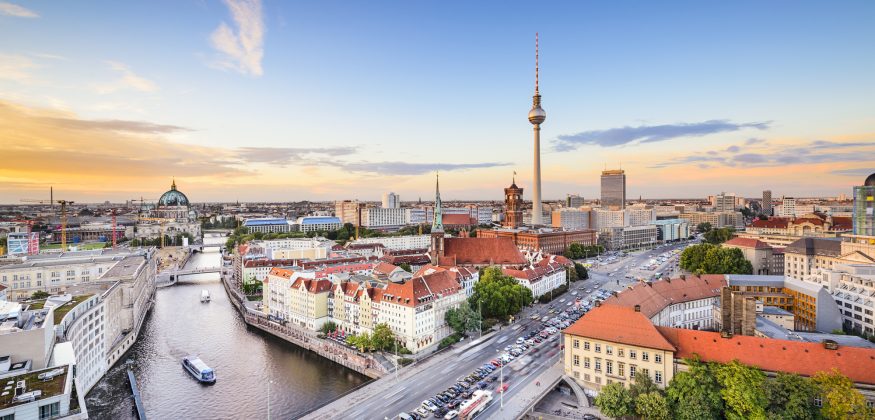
[0,99,233,180]
[651,139,875,169]
[95,61,158,93]
[831,168,875,177]
[0,54,38,83]
[0,2,38,18]
[236,147,356,165]
[553,119,771,151]
[339,161,511,176]
[209,0,265,76]
[37,116,191,134]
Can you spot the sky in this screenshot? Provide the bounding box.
[1,0,874,204]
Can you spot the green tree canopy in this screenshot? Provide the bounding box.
[445,304,482,335]
[704,227,735,244]
[636,391,672,420]
[468,266,533,320]
[629,371,660,400]
[371,323,395,351]
[594,382,635,419]
[666,359,724,420]
[813,369,872,420]
[696,222,713,233]
[714,360,768,420]
[680,244,752,275]
[765,372,820,420]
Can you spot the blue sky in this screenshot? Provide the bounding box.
[1,1,873,202]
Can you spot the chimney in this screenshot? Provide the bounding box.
[720,330,733,339]
[634,304,641,312]
[822,339,838,350]
[595,300,601,307]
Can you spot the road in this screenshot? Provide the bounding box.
[315,241,699,420]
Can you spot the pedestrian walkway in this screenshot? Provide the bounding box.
[488,362,565,420]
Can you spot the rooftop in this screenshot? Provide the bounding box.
[0,365,69,410]
[563,304,676,352]
[297,216,342,225]
[243,218,292,226]
[602,275,726,318]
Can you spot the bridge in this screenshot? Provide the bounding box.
[188,243,223,253]
[156,267,223,287]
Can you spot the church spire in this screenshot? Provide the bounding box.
[171,178,177,190]
[432,172,443,232]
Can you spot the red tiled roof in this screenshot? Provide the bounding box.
[564,304,676,351]
[831,216,853,230]
[381,270,460,308]
[442,213,475,226]
[723,237,772,249]
[269,267,293,279]
[441,237,526,266]
[657,327,875,385]
[749,218,789,229]
[601,275,726,318]
[373,262,400,275]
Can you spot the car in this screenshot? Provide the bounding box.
[434,407,448,417]
[422,400,438,412]
[497,383,509,393]
[582,415,601,420]
[516,337,525,344]
[415,407,430,417]
[444,410,459,419]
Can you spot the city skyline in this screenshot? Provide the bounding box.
[2,1,874,203]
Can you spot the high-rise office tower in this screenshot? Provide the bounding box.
[714,192,737,212]
[853,173,875,236]
[601,169,626,210]
[762,190,772,216]
[566,194,585,208]
[381,192,400,208]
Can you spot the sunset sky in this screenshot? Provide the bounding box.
[1,1,873,203]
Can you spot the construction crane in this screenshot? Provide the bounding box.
[136,216,175,248]
[21,199,74,250]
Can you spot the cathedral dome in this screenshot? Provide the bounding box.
[865,172,875,187]
[158,180,189,207]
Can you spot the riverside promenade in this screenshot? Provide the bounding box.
[220,274,388,379]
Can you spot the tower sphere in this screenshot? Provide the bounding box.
[528,106,546,125]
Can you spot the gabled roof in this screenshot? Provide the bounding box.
[442,237,526,266]
[723,237,772,250]
[784,237,842,257]
[442,213,475,226]
[564,304,676,352]
[373,262,401,276]
[381,270,460,308]
[602,275,726,318]
[657,327,875,385]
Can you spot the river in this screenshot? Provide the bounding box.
[85,235,369,419]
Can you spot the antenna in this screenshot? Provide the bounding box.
[535,32,540,94]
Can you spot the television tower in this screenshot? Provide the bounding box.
[528,33,546,225]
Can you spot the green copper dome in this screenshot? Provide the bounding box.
[158,179,189,207]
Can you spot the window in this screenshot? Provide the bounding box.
[814,397,822,407]
[618,362,625,377]
[606,345,613,355]
[655,371,663,383]
[573,355,580,366]
[618,348,624,357]
[594,343,601,353]
[641,368,649,376]
[573,339,579,349]
[642,351,649,362]
[655,353,662,363]
[606,360,613,375]
[584,341,590,351]
[39,402,60,419]
[584,357,591,369]
[629,350,636,359]
[594,358,602,372]
[629,365,636,378]
[584,373,591,382]
[0,414,14,420]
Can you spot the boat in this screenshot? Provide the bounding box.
[182,356,216,384]
[201,289,211,303]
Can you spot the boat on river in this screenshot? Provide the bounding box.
[182,356,216,384]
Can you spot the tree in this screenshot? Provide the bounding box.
[31,291,50,300]
[812,369,871,420]
[566,265,579,281]
[371,323,395,351]
[704,227,734,244]
[319,321,338,334]
[696,222,713,233]
[629,371,660,399]
[348,332,373,352]
[680,244,752,275]
[765,372,820,420]
[574,262,589,280]
[445,304,481,335]
[595,382,635,418]
[469,267,533,320]
[714,360,768,420]
[399,263,412,273]
[666,359,723,420]
[635,391,671,420]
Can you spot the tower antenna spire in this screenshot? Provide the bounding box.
[535,32,540,94]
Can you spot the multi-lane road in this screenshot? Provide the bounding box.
[320,241,697,420]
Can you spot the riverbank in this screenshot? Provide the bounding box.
[219,272,387,379]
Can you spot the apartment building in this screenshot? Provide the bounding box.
[503,256,569,299]
[0,250,127,301]
[725,274,842,332]
[263,268,332,330]
[603,275,726,330]
[361,207,406,230]
[815,264,875,336]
